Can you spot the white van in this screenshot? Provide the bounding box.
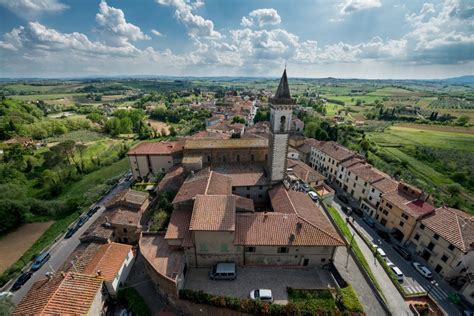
[209,262,236,280]
[390,266,404,282]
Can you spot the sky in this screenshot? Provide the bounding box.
[0,0,473,79]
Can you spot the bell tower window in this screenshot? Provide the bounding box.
[280,115,286,132]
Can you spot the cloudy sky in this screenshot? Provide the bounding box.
[0,0,472,79]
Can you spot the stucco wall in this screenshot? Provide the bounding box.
[232,185,269,204]
[87,288,105,316]
[108,250,135,296]
[193,231,243,267]
[243,245,335,267]
[129,154,174,180]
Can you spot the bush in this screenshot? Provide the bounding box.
[117,287,150,316]
[337,285,364,312]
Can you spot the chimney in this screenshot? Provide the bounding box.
[97,270,102,277]
[296,222,303,231]
[289,233,295,242]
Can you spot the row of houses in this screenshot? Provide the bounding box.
[298,138,473,304]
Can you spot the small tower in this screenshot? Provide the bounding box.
[267,68,296,183]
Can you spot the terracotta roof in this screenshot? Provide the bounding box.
[128,141,183,155]
[172,170,232,204]
[371,177,399,194]
[13,273,103,316]
[234,195,255,212]
[83,243,132,282]
[235,212,344,246]
[157,165,185,193]
[317,141,355,162]
[383,190,434,219]
[80,213,114,243]
[140,233,185,282]
[164,209,192,240]
[186,130,231,140]
[211,164,269,186]
[268,185,344,246]
[184,138,268,150]
[109,208,142,227]
[340,157,365,168]
[287,159,325,183]
[349,164,384,183]
[124,189,149,205]
[189,195,236,231]
[59,242,102,274]
[421,206,474,253]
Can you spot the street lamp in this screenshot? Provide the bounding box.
[427,280,439,296]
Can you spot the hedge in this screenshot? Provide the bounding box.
[117,287,150,316]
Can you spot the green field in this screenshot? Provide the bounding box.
[368,126,474,152]
[8,93,88,101]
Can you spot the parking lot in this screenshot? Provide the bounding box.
[184,266,337,304]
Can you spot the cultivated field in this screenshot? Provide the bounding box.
[0,222,53,274]
[147,119,170,135]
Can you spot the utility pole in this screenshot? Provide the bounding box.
[345,232,355,269]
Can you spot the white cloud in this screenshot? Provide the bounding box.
[0,0,68,19]
[156,0,221,39]
[339,0,382,15]
[151,29,164,37]
[96,0,149,45]
[241,8,282,27]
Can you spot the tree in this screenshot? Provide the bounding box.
[456,115,469,126]
[232,116,246,124]
[304,122,319,138]
[446,183,462,197]
[169,126,177,137]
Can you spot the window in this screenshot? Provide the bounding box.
[383,210,388,215]
[441,255,448,262]
[364,182,367,186]
[414,234,420,241]
[362,189,365,194]
[123,228,128,233]
[246,186,250,190]
[237,155,240,162]
[448,244,455,251]
[232,187,236,191]
[399,221,404,227]
[245,246,256,252]
[220,243,229,252]
[246,194,250,198]
[369,196,372,201]
[199,243,208,252]
[259,185,263,190]
[353,183,356,188]
[251,154,255,161]
[420,224,425,230]
[401,213,409,220]
[222,155,226,162]
[355,176,358,181]
[433,233,439,240]
[387,203,393,209]
[207,155,211,163]
[321,258,326,263]
[258,194,262,198]
[277,247,289,253]
[351,189,354,195]
[427,242,435,251]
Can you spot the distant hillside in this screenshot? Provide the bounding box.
[442,75,474,85]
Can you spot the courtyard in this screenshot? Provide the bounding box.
[184,266,337,304]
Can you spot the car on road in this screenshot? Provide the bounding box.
[0,291,13,299]
[363,217,376,227]
[31,252,51,271]
[308,191,319,201]
[376,229,391,242]
[337,195,349,204]
[302,183,310,193]
[393,245,412,260]
[376,247,387,258]
[352,208,363,217]
[412,262,432,279]
[64,226,78,239]
[250,289,273,303]
[341,206,351,214]
[11,272,32,291]
[76,215,88,227]
[390,266,405,282]
[87,205,100,217]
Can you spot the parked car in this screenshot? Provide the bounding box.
[0,291,13,299]
[250,289,273,303]
[363,217,376,227]
[11,272,32,291]
[390,266,405,282]
[337,195,349,204]
[31,252,51,271]
[302,183,310,193]
[308,191,319,201]
[341,206,351,214]
[412,262,432,279]
[352,208,363,217]
[376,229,391,242]
[76,215,88,227]
[393,245,412,261]
[87,205,100,217]
[210,262,236,280]
[376,248,387,258]
[64,226,78,239]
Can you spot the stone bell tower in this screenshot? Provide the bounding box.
[267,68,296,183]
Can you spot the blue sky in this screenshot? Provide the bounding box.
[0,0,472,78]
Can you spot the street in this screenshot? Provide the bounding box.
[9,175,132,305]
[331,191,462,316]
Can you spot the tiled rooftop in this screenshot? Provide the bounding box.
[172,170,232,204]
[421,206,474,253]
[184,138,268,150]
[127,141,183,155]
[211,164,269,186]
[109,208,142,226]
[164,209,192,240]
[83,243,132,282]
[287,159,325,183]
[383,189,434,219]
[371,177,399,194]
[140,233,185,282]
[317,141,355,161]
[190,195,236,231]
[349,164,385,183]
[13,273,103,316]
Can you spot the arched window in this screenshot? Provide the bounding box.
[280,116,286,132]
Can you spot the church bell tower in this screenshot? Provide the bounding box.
[267,68,296,183]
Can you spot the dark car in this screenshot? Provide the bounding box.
[337,195,349,204]
[393,245,412,260]
[352,208,363,217]
[65,226,78,239]
[31,252,51,271]
[341,206,351,214]
[376,230,391,242]
[363,217,376,227]
[76,215,88,227]
[11,272,32,291]
[87,206,99,217]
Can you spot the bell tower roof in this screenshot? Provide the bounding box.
[270,68,296,105]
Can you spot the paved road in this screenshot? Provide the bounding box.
[10,176,132,305]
